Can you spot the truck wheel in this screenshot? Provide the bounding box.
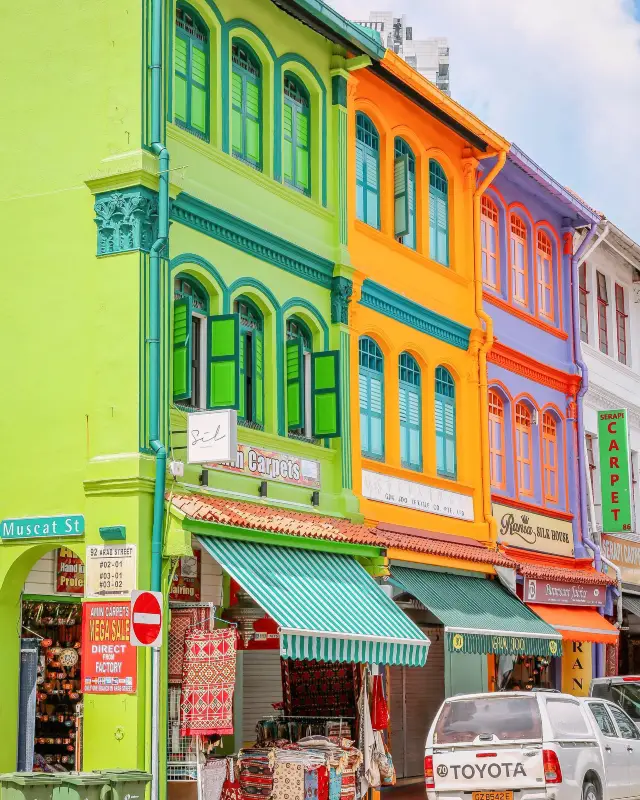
[583,781,599,800]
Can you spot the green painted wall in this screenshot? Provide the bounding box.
[0,0,355,780]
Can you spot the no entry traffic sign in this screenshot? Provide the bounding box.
[130,590,163,647]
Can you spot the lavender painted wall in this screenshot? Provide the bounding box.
[485,156,585,555]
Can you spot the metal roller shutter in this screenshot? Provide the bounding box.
[242,651,283,745]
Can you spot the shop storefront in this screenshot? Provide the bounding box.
[165,493,431,800]
[602,534,640,674]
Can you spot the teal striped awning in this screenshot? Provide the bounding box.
[391,566,562,658]
[197,537,430,666]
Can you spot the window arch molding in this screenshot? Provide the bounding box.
[507,204,534,310]
[354,101,389,231]
[534,221,562,328]
[424,147,457,269]
[275,56,327,206]
[170,253,229,310]
[480,188,506,293]
[174,3,211,140]
[281,298,329,351]
[227,23,276,174]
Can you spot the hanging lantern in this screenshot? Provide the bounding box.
[222,589,263,647]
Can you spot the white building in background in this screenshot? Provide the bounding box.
[354,12,450,95]
[580,219,640,537]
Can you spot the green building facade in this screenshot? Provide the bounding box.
[0,0,384,779]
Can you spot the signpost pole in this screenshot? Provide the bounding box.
[151,646,160,800]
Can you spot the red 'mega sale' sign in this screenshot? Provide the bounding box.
[82,601,137,694]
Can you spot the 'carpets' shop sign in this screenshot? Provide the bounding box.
[56,547,85,595]
[598,410,633,533]
[602,534,640,585]
[525,577,605,607]
[208,444,321,489]
[494,502,574,558]
[81,601,137,694]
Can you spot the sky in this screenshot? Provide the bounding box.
[331,0,640,239]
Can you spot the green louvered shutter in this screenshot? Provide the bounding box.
[394,154,409,238]
[253,330,264,428]
[190,41,207,135]
[286,338,304,430]
[238,332,246,420]
[173,297,192,402]
[232,71,243,155]
[435,393,456,478]
[245,79,261,166]
[365,149,379,229]
[174,35,188,124]
[312,351,340,438]
[355,141,365,222]
[400,382,421,470]
[295,107,309,193]
[208,314,240,410]
[283,103,294,183]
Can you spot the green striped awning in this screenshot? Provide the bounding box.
[391,566,562,658]
[197,537,430,666]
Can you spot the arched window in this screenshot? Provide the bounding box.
[394,138,416,250]
[356,113,380,229]
[488,389,506,490]
[510,215,528,305]
[283,73,310,195]
[233,296,264,427]
[481,196,499,289]
[429,160,449,267]
[359,337,384,459]
[399,353,421,470]
[515,402,533,497]
[173,275,210,406]
[542,412,558,503]
[232,40,262,169]
[286,316,313,438]
[175,4,209,139]
[537,230,554,321]
[435,366,456,478]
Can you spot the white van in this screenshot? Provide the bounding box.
[425,691,640,800]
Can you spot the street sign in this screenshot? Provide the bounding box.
[188,409,237,464]
[85,544,137,598]
[130,590,163,647]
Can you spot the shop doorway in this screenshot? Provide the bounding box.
[18,549,85,772]
[390,625,444,780]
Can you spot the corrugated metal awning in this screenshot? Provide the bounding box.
[623,594,640,619]
[197,536,430,667]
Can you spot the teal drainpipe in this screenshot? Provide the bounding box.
[150,0,168,595]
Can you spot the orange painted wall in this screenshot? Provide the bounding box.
[347,62,499,544]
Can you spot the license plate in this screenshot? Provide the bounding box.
[472,793,513,800]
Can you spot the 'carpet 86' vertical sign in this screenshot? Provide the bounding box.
[598,409,633,533]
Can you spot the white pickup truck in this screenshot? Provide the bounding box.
[425,691,640,800]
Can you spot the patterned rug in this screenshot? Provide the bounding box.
[180,627,237,736]
[168,606,209,684]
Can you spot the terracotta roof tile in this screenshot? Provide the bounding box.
[517,561,615,586]
[169,493,514,566]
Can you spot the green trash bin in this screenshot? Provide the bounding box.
[0,773,63,800]
[55,773,111,800]
[93,771,151,800]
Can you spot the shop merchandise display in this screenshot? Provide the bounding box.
[180,627,237,736]
[169,606,210,684]
[281,661,359,724]
[23,601,82,772]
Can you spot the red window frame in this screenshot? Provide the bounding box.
[515,402,533,497]
[542,412,558,504]
[536,230,554,321]
[481,196,499,290]
[615,283,628,365]
[585,433,596,494]
[510,215,528,305]
[488,389,506,490]
[596,271,609,355]
[579,262,589,343]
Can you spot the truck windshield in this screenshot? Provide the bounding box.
[592,683,640,721]
[433,696,542,744]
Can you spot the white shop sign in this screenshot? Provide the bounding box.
[361,470,474,521]
[85,544,137,598]
[188,409,237,464]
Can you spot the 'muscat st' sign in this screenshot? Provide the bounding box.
[597,410,633,533]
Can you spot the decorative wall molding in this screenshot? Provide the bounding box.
[585,385,640,431]
[94,186,158,255]
[582,342,640,387]
[488,341,581,396]
[170,193,335,288]
[483,291,569,341]
[359,279,471,350]
[331,276,353,324]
